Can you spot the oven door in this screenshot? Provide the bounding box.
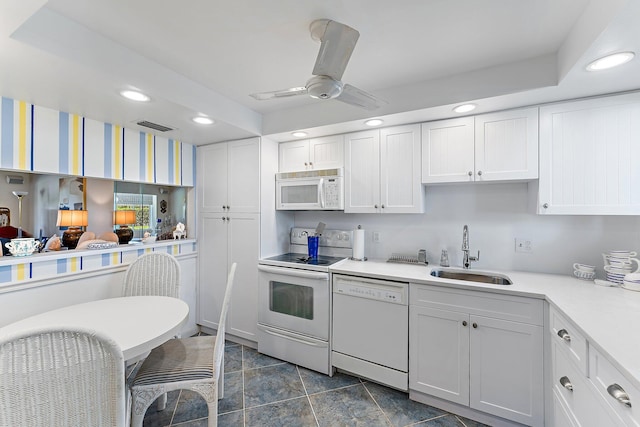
[257,264,329,340]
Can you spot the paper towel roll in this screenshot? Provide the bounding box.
[353,227,365,260]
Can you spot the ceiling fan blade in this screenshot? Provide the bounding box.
[336,84,387,110]
[311,20,360,81]
[250,86,308,100]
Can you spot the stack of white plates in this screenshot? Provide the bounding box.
[623,273,640,292]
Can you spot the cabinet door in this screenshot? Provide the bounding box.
[381,124,423,213]
[227,138,260,213]
[539,92,640,214]
[344,130,380,213]
[309,135,344,170]
[409,305,470,406]
[84,118,124,180]
[475,107,538,182]
[0,97,33,172]
[552,389,580,427]
[197,213,228,329]
[278,140,309,172]
[469,315,544,426]
[421,117,475,183]
[197,143,228,213]
[123,128,155,183]
[32,105,83,176]
[227,213,259,341]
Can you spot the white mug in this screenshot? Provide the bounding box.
[573,263,595,273]
[608,250,637,258]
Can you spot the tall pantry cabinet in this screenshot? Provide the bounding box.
[197,138,261,341]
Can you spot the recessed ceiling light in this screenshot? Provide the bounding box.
[453,103,476,113]
[120,90,150,102]
[292,131,307,138]
[365,119,383,126]
[192,116,214,125]
[586,51,635,71]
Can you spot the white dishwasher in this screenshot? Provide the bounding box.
[332,274,409,391]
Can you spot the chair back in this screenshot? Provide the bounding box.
[213,262,237,379]
[0,326,126,427]
[123,252,181,298]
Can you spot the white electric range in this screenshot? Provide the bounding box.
[257,227,352,375]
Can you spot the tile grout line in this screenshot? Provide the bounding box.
[361,380,395,426]
[296,365,321,427]
[241,344,246,427]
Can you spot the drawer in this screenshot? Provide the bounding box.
[549,305,588,375]
[589,345,640,426]
[552,388,579,427]
[410,284,543,325]
[552,340,623,426]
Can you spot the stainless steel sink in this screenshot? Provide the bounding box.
[430,269,513,285]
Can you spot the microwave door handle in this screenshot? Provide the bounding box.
[318,178,325,208]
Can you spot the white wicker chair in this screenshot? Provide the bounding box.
[123,251,181,298]
[0,326,127,427]
[130,263,237,427]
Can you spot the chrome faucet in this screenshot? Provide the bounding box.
[462,225,480,269]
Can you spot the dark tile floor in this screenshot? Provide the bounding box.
[129,341,491,427]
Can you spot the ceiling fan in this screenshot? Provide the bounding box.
[250,19,386,110]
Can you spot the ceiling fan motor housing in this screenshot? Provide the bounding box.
[306,75,343,99]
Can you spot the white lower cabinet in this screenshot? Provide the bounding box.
[409,284,544,426]
[197,212,259,342]
[548,305,628,426]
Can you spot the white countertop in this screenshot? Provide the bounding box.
[330,259,640,390]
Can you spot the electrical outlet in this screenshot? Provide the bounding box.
[372,231,381,243]
[515,238,533,253]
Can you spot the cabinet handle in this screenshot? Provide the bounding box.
[226,205,230,210]
[477,170,482,176]
[222,205,226,210]
[309,162,313,167]
[374,204,379,209]
[222,217,226,221]
[557,329,571,342]
[462,321,468,327]
[472,322,478,329]
[543,203,549,209]
[226,217,230,221]
[381,204,385,209]
[607,384,632,408]
[468,171,473,177]
[559,376,573,391]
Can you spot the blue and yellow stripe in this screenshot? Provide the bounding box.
[1,97,33,171]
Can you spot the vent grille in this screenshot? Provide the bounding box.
[136,120,174,132]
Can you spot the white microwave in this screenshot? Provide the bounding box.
[276,168,344,210]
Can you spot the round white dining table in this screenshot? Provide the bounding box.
[0,296,189,361]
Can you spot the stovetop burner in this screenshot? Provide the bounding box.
[263,253,346,266]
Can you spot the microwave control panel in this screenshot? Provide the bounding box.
[324,179,340,208]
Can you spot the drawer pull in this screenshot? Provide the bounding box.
[557,329,571,342]
[559,376,573,391]
[607,384,632,408]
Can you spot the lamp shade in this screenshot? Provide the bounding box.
[113,210,136,225]
[56,210,88,227]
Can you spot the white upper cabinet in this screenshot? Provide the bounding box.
[32,105,84,176]
[421,117,475,183]
[345,124,424,214]
[422,107,538,184]
[84,118,124,180]
[154,136,186,186]
[475,107,538,181]
[198,137,260,214]
[279,135,344,172]
[123,128,155,183]
[539,92,640,215]
[181,142,196,187]
[0,97,33,172]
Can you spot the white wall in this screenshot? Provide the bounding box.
[294,182,640,278]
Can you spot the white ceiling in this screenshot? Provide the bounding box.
[1,0,639,145]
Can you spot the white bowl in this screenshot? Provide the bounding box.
[624,273,640,282]
[622,281,640,292]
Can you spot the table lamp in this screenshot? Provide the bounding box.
[113,210,136,244]
[56,210,88,249]
[12,191,28,238]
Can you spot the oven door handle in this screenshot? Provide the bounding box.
[258,264,329,280]
[261,327,326,347]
